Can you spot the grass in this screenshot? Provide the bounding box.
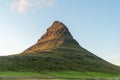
[0,71,119,80]
[0,50,120,73]
[0,72,45,77]
[0,71,119,78]
[0,48,120,80]
[44,71,120,78]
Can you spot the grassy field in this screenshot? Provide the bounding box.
[0,71,119,80]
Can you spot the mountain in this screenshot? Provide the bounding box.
[24,21,80,53]
[0,21,120,73]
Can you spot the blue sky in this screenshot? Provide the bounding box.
[0,0,120,66]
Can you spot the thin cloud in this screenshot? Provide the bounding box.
[10,0,56,13]
[11,0,30,13]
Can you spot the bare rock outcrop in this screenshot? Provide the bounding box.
[24,21,80,53]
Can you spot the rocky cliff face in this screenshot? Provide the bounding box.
[24,21,80,53]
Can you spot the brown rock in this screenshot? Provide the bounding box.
[24,21,80,53]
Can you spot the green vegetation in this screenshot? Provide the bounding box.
[0,72,44,77]
[0,48,119,80]
[0,71,119,79]
[0,48,120,74]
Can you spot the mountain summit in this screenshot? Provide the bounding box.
[24,21,80,53]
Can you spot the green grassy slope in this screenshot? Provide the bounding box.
[0,47,119,74]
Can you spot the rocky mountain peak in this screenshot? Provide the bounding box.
[40,21,73,40]
[24,21,80,53]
